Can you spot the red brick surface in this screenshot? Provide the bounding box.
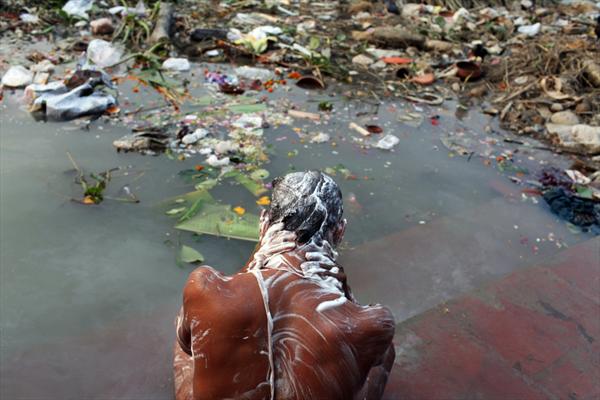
[384,238,600,400]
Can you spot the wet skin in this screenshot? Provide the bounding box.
[174,226,395,400]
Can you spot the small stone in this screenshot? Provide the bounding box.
[483,107,499,115]
[520,0,533,9]
[550,103,563,112]
[30,59,55,73]
[550,111,579,125]
[1,65,33,87]
[425,39,454,53]
[575,100,591,114]
[348,1,373,14]
[546,123,600,155]
[514,76,528,85]
[33,72,50,84]
[162,58,190,71]
[370,60,387,70]
[451,82,461,92]
[352,54,374,66]
[91,18,115,35]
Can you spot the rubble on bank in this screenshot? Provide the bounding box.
[1,0,599,231]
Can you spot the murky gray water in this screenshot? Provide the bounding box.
[0,66,592,399]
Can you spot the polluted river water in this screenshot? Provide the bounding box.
[0,65,594,399]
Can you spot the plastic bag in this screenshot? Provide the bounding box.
[86,39,123,68]
[62,0,94,19]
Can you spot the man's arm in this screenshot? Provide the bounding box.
[176,306,192,356]
[176,266,213,357]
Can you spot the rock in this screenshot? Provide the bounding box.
[575,100,591,114]
[469,84,487,97]
[550,111,579,125]
[424,39,454,53]
[550,103,563,112]
[582,60,600,88]
[520,0,533,9]
[483,107,499,115]
[351,30,373,41]
[546,123,600,155]
[401,3,422,18]
[514,76,528,85]
[91,18,115,35]
[30,59,55,73]
[1,65,33,87]
[352,54,373,66]
[348,1,372,14]
[370,60,387,70]
[370,27,426,49]
[162,58,190,71]
[33,72,50,84]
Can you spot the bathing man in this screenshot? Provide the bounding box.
[174,171,395,400]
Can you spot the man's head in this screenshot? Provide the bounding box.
[266,171,346,246]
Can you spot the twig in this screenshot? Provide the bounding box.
[66,151,83,179]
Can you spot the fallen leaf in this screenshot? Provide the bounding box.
[179,245,205,263]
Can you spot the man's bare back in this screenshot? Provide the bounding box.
[174,171,396,400]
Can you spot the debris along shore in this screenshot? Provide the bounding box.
[2,0,598,155]
[1,0,599,236]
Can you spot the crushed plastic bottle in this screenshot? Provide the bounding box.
[28,78,116,121]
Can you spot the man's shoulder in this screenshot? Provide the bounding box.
[183,266,265,306]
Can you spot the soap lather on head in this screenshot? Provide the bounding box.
[266,170,346,246]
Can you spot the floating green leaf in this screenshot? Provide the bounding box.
[250,169,270,181]
[194,178,219,191]
[179,245,205,263]
[224,170,267,196]
[161,188,215,207]
[178,197,206,222]
[176,203,260,242]
[228,103,267,114]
